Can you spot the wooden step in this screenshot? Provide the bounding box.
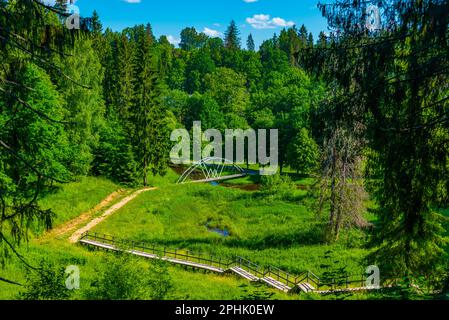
[80,239,117,251]
[230,267,259,281]
[128,250,158,259]
[314,285,387,294]
[298,282,315,293]
[82,237,321,293]
[163,257,225,273]
[261,277,292,292]
[81,240,224,273]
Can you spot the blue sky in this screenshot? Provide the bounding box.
[69,0,329,48]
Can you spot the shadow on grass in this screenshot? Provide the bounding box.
[146,224,325,251]
[39,184,63,198]
[232,191,310,204]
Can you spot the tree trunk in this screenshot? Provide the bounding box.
[334,161,347,240]
[143,157,148,186]
[328,145,337,240]
[334,208,342,241]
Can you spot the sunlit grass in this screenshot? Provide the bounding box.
[1,172,376,300]
[93,182,370,275]
[38,176,121,230]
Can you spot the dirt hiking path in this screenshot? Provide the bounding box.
[69,187,156,243]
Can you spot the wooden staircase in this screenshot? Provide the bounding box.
[261,277,292,292]
[298,282,315,293]
[229,266,260,282]
[230,265,315,294]
[79,232,396,295]
[79,232,317,294]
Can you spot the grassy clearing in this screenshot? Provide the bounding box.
[0,239,292,300]
[1,172,374,300]
[37,176,121,233]
[93,182,370,276]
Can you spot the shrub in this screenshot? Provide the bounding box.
[18,260,71,300]
[260,174,295,200]
[84,254,173,300]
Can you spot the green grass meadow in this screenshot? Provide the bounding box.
[38,177,121,231]
[1,171,375,300]
[92,181,370,275]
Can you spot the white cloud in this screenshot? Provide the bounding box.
[243,0,258,3]
[246,14,295,29]
[123,0,141,3]
[203,27,222,38]
[167,35,180,46]
[271,17,295,27]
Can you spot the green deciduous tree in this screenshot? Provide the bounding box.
[92,119,139,186]
[287,128,319,175]
[204,67,249,117]
[184,93,225,131]
[185,47,216,94]
[53,36,105,176]
[259,38,290,75]
[179,27,208,51]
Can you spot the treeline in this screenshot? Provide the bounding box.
[1,6,327,191]
[97,18,326,182]
[0,1,325,262]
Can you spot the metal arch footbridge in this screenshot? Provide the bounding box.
[176,157,248,184]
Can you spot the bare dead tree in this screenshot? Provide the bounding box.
[318,122,370,242]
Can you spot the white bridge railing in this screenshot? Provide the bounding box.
[176,157,246,184]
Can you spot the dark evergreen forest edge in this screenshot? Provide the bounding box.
[0,0,449,300]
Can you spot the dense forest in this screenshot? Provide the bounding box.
[1,0,449,297]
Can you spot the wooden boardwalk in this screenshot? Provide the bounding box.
[79,232,396,295]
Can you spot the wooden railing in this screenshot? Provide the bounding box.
[80,232,400,293]
[296,271,321,289]
[264,266,298,288]
[81,232,234,270]
[235,256,265,278]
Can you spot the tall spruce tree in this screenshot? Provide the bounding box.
[117,33,135,123]
[90,10,103,37]
[224,20,241,50]
[247,34,255,51]
[101,30,119,117]
[132,25,170,186]
[53,36,106,176]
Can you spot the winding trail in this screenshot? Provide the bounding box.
[69,187,156,243]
